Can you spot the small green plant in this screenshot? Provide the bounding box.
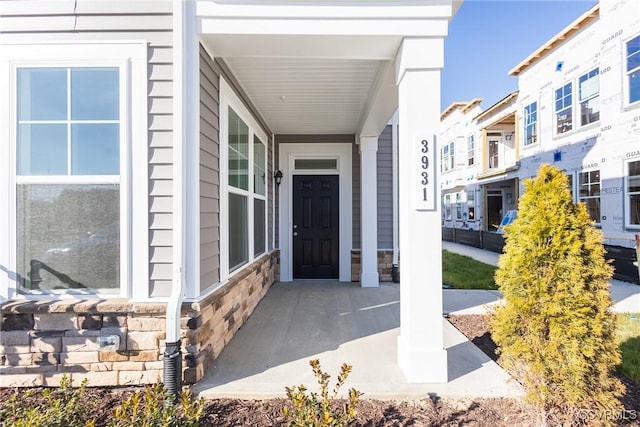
[489,164,623,426]
[284,359,363,427]
[0,375,96,427]
[109,384,204,427]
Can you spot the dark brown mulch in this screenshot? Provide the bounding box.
[200,396,535,427]
[2,314,637,426]
[448,314,640,426]
[0,386,534,427]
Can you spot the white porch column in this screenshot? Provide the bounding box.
[359,136,380,287]
[396,38,447,383]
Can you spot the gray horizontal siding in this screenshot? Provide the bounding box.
[352,142,361,250]
[377,126,393,249]
[199,44,221,292]
[1,1,174,298]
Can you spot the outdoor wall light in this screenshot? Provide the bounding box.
[274,170,283,186]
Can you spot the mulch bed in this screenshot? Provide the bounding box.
[447,314,640,425]
[1,315,638,426]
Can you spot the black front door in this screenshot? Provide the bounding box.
[293,175,339,279]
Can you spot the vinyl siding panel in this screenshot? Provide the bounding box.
[352,143,361,249]
[268,136,274,251]
[150,213,173,230]
[1,1,175,298]
[377,126,393,249]
[199,44,221,292]
[0,1,171,15]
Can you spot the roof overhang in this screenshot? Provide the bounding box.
[509,3,599,77]
[440,97,482,120]
[473,91,518,124]
[196,0,458,135]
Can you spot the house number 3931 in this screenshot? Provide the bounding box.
[416,134,436,211]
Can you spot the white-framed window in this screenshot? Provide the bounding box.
[555,82,573,135]
[220,78,268,278]
[467,190,476,221]
[1,42,148,299]
[626,160,640,228]
[523,101,537,146]
[578,68,599,126]
[467,134,475,166]
[444,193,452,220]
[442,140,455,171]
[449,141,455,171]
[488,137,500,169]
[253,135,266,256]
[625,34,640,106]
[442,144,450,172]
[578,169,601,223]
[455,192,462,221]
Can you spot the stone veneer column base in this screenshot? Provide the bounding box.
[0,251,278,388]
[351,250,396,282]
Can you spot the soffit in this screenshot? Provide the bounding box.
[197,0,456,135]
[222,56,382,134]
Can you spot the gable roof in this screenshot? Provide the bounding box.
[473,91,518,123]
[440,97,483,120]
[508,3,599,77]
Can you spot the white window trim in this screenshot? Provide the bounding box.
[0,41,148,300]
[577,169,601,226]
[577,67,600,128]
[455,192,463,221]
[554,82,573,136]
[253,136,268,258]
[444,193,452,221]
[523,101,538,147]
[487,134,502,169]
[623,32,640,109]
[467,134,475,167]
[219,77,268,282]
[467,189,476,222]
[625,158,640,230]
[278,143,352,282]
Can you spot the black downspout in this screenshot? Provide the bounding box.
[163,341,182,398]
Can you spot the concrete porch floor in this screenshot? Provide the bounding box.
[191,280,524,400]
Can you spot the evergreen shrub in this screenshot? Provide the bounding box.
[489,164,624,425]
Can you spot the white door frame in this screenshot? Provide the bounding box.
[278,143,352,282]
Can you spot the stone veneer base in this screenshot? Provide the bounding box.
[351,249,396,282]
[0,251,278,388]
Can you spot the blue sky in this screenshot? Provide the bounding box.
[442,0,598,112]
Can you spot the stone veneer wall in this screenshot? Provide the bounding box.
[0,252,277,387]
[351,250,394,282]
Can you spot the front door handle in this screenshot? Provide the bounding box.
[293,232,298,237]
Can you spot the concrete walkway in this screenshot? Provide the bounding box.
[192,280,523,400]
[443,241,640,314]
[192,242,637,401]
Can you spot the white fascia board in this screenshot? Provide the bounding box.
[197,2,453,20]
[199,18,448,37]
[199,34,402,60]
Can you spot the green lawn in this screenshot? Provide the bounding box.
[617,313,640,384]
[441,249,498,290]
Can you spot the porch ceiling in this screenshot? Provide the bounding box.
[198,32,398,135]
[221,56,383,135]
[196,0,459,136]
